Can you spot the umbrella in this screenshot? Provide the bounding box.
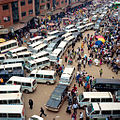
[0,38,6,43]
[98,38,105,43]
[96,35,104,39]
[95,40,103,46]
[83,8,87,11]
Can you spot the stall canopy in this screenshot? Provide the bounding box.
[0,38,6,43]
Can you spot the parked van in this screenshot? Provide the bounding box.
[83,18,89,24]
[77,25,86,33]
[59,66,75,86]
[29,36,43,44]
[0,104,25,120]
[49,48,63,63]
[25,57,50,72]
[65,24,75,31]
[62,32,72,38]
[66,28,78,33]
[78,92,113,108]
[75,22,83,27]
[86,23,95,30]
[58,41,68,54]
[86,102,120,120]
[44,36,56,43]
[0,85,21,94]
[48,30,60,36]
[64,36,75,47]
[92,78,120,92]
[0,93,23,105]
[29,69,56,84]
[91,15,97,21]
[6,76,37,93]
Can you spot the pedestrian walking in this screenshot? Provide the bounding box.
[29,99,33,109]
[66,105,71,114]
[99,69,103,77]
[79,112,83,120]
[40,107,47,117]
[71,112,76,120]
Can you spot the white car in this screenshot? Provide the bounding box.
[29,115,44,120]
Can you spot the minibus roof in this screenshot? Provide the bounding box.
[77,25,85,29]
[31,69,55,75]
[0,85,21,91]
[92,103,120,111]
[9,47,27,53]
[83,92,113,98]
[64,36,75,41]
[0,40,17,47]
[65,24,75,29]
[95,78,120,84]
[44,36,56,42]
[0,63,22,69]
[52,48,62,54]
[16,51,32,56]
[58,41,67,49]
[3,58,24,63]
[66,28,78,32]
[63,66,75,75]
[0,105,23,113]
[0,54,5,57]
[0,93,22,100]
[48,30,60,35]
[62,32,72,38]
[31,51,49,59]
[30,36,43,41]
[29,41,43,48]
[33,43,47,51]
[9,76,35,83]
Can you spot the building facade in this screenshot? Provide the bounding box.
[0,0,91,28]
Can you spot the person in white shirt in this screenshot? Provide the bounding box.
[79,112,83,120]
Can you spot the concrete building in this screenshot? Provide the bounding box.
[0,0,91,29]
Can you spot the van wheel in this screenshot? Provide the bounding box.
[46,82,51,85]
[24,90,29,94]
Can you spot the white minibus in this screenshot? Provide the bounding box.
[6,47,27,58]
[0,93,23,105]
[29,36,43,44]
[58,41,68,54]
[11,51,32,59]
[28,41,43,50]
[91,15,98,21]
[75,22,83,27]
[32,43,48,53]
[44,36,56,43]
[66,28,78,33]
[2,58,25,66]
[86,23,95,30]
[48,30,60,36]
[0,85,21,94]
[65,24,75,31]
[0,40,18,53]
[6,76,37,93]
[0,105,25,120]
[25,57,50,72]
[78,92,113,108]
[77,25,86,33]
[30,51,49,60]
[59,66,75,86]
[49,48,63,63]
[64,36,75,46]
[86,103,120,120]
[29,69,56,84]
[62,32,72,38]
[0,63,23,71]
[83,18,89,24]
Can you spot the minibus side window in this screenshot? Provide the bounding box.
[14,81,21,85]
[30,74,35,77]
[113,110,120,114]
[82,98,89,102]
[0,113,7,117]
[9,100,20,104]
[91,98,100,102]
[7,81,12,84]
[91,111,100,115]
[0,100,7,104]
[8,113,21,118]
[102,111,111,115]
[22,82,31,87]
[0,91,7,93]
[36,74,43,78]
[44,75,53,79]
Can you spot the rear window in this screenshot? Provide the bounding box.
[22,82,31,87]
[44,75,53,79]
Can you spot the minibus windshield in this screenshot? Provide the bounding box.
[79,93,83,101]
[88,104,94,115]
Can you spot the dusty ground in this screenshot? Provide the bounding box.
[24,30,120,120]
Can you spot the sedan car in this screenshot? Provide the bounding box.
[29,115,43,120]
[46,84,68,111]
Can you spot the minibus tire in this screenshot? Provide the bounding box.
[46,81,51,85]
[24,89,29,94]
